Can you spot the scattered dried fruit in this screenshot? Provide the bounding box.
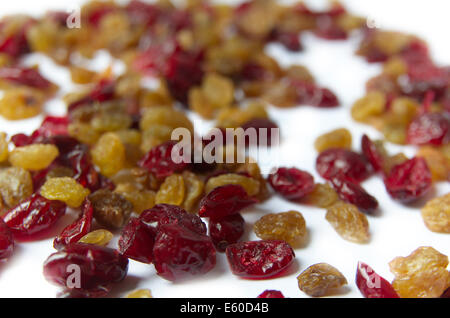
[356,262,399,298]
[268,167,315,201]
[209,213,245,252]
[79,229,113,246]
[421,193,450,233]
[40,177,90,208]
[297,263,347,297]
[9,144,59,171]
[89,189,132,229]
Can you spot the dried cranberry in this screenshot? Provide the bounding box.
[361,134,384,173]
[257,290,285,298]
[66,145,100,191]
[240,62,270,82]
[152,224,216,281]
[43,243,128,297]
[441,288,450,298]
[68,79,115,113]
[268,167,315,201]
[10,133,34,147]
[3,194,66,241]
[0,27,30,58]
[406,112,450,146]
[209,213,245,252]
[86,4,116,27]
[384,157,432,203]
[0,218,14,260]
[138,141,190,179]
[290,80,339,107]
[0,66,52,89]
[241,118,279,147]
[118,217,156,264]
[125,0,161,26]
[270,30,302,52]
[316,148,372,183]
[330,176,378,214]
[356,262,399,298]
[34,116,69,139]
[53,200,93,250]
[198,185,257,220]
[226,240,295,279]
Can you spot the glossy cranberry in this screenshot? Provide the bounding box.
[3,194,66,241]
[0,26,30,58]
[290,80,339,107]
[257,290,285,298]
[198,185,257,220]
[0,66,52,89]
[316,148,372,183]
[226,240,295,279]
[330,176,378,214]
[361,134,384,173]
[152,224,216,281]
[66,145,100,191]
[384,157,432,203]
[140,204,207,236]
[270,30,302,52]
[0,218,14,260]
[33,116,69,139]
[268,167,315,201]
[138,141,190,179]
[118,217,156,264]
[43,243,128,297]
[68,79,115,113]
[406,112,450,146]
[53,200,93,250]
[356,262,399,298]
[241,118,279,147]
[209,213,245,252]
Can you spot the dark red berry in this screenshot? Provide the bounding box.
[356,262,399,298]
[66,144,100,191]
[198,185,257,220]
[225,240,295,279]
[53,200,93,250]
[152,224,216,281]
[68,79,115,113]
[33,116,69,140]
[118,217,156,264]
[270,30,302,52]
[316,148,372,183]
[406,112,450,146]
[43,243,128,297]
[268,167,315,201]
[290,80,339,107]
[209,213,245,252]
[384,157,432,203]
[3,194,66,241]
[0,25,30,58]
[361,134,384,173]
[0,218,14,260]
[241,118,279,147]
[125,0,161,26]
[330,176,378,214]
[0,66,52,89]
[257,290,285,298]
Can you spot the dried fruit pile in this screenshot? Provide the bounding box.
[0,0,448,298]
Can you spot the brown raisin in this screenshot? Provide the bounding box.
[297,263,348,297]
[89,189,133,229]
[0,166,33,212]
[304,183,339,208]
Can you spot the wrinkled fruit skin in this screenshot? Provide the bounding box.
[257,290,285,298]
[330,176,378,214]
[406,112,450,146]
[297,263,348,297]
[268,167,315,201]
[53,199,93,250]
[199,185,257,220]
[0,218,14,260]
[209,213,245,252]
[118,217,156,264]
[43,243,129,298]
[356,262,399,298]
[384,157,432,203]
[152,224,216,281]
[3,194,66,241]
[361,134,384,173]
[225,240,295,279]
[316,148,372,183]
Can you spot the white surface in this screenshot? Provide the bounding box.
[0,0,449,298]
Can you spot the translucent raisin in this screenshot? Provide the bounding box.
[0,87,45,120]
[79,229,113,246]
[254,211,307,248]
[125,289,152,298]
[0,132,8,162]
[114,183,155,215]
[297,263,348,297]
[155,174,185,206]
[91,132,126,177]
[421,193,450,233]
[181,171,204,212]
[304,183,339,208]
[351,91,386,122]
[417,146,449,182]
[389,246,450,298]
[314,128,352,152]
[0,166,33,212]
[325,201,370,243]
[9,144,59,171]
[89,189,133,229]
[40,177,90,208]
[205,173,260,197]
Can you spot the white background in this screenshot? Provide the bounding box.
[0,0,449,298]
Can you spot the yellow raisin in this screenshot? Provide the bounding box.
[68,122,101,145]
[91,132,126,177]
[383,57,408,78]
[304,183,339,208]
[78,229,114,246]
[115,183,156,214]
[254,211,307,248]
[389,246,450,298]
[314,128,352,152]
[382,153,408,175]
[155,174,185,206]
[181,171,204,213]
[205,173,260,196]
[125,289,152,298]
[0,87,45,120]
[389,97,419,125]
[297,263,348,297]
[351,91,386,122]
[41,177,90,208]
[421,193,450,233]
[0,132,8,162]
[70,66,97,84]
[9,144,59,171]
[417,147,449,182]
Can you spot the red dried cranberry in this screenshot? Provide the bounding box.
[125,0,161,26]
[118,217,156,264]
[270,30,302,52]
[0,27,30,58]
[226,240,295,279]
[34,116,69,138]
[361,134,384,173]
[330,176,378,214]
[441,288,450,298]
[268,167,315,201]
[384,157,432,203]
[198,185,257,220]
[3,194,66,241]
[356,262,399,298]
[152,224,216,281]
[209,213,245,252]
[43,243,128,297]
[68,79,115,113]
[53,200,93,250]
[0,218,14,260]
[86,4,116,27]
[257,290,285,298]
[240,62,270,82]
[290,80,339,107]
[66,145,100,191]
[10,133,33,147]
[406,112,450,146]
[0,66,52,89]
[138,141,190,179]
[316,148,372,183]
[241,118,279,147]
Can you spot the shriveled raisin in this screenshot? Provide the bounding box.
[0,166,33,212]
[181,171,204,212]
[0,87,45,120]
[205,173,260,197]
[89,189,133,229]
[91,132,126,177]
[0,132,8,162]
[9,144,59,171]
[314,128,352,152]
[155,174,185,206]
[254,211,307,248]
[114,183,155,214]
[325,201,370,243]
[40,177,90,208]
[297,263,347,297]
[389,246,450,298]
[78,229,113,246]
[351,91,386,122]
[303,183,339,208]
[421,193,450,233]
[417,146,449,182]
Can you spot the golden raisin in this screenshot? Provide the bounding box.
[205,173,260,197]
[78,229,114,246]
[389,246,450,298]
[114,183,155,215]
[40,177,90,208]
[155,174,185,206]
[304,183,339,208]
[297,263,348,297]
[68,122,101,145]
[314,128,352,152]
[382,153,408,175]
[70,66,97,84]
[181,171,204,213]
[0,167,33,212]
[9,144,59,171]
[254,211,307,248]
[0,132,8,163]
[325,202,370,244]
[351,91,386,123]
[0,87,45,120]
[91,132,126,177]
[125,289,152,298]
[421,193,450,233]
[417,147,448,182]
